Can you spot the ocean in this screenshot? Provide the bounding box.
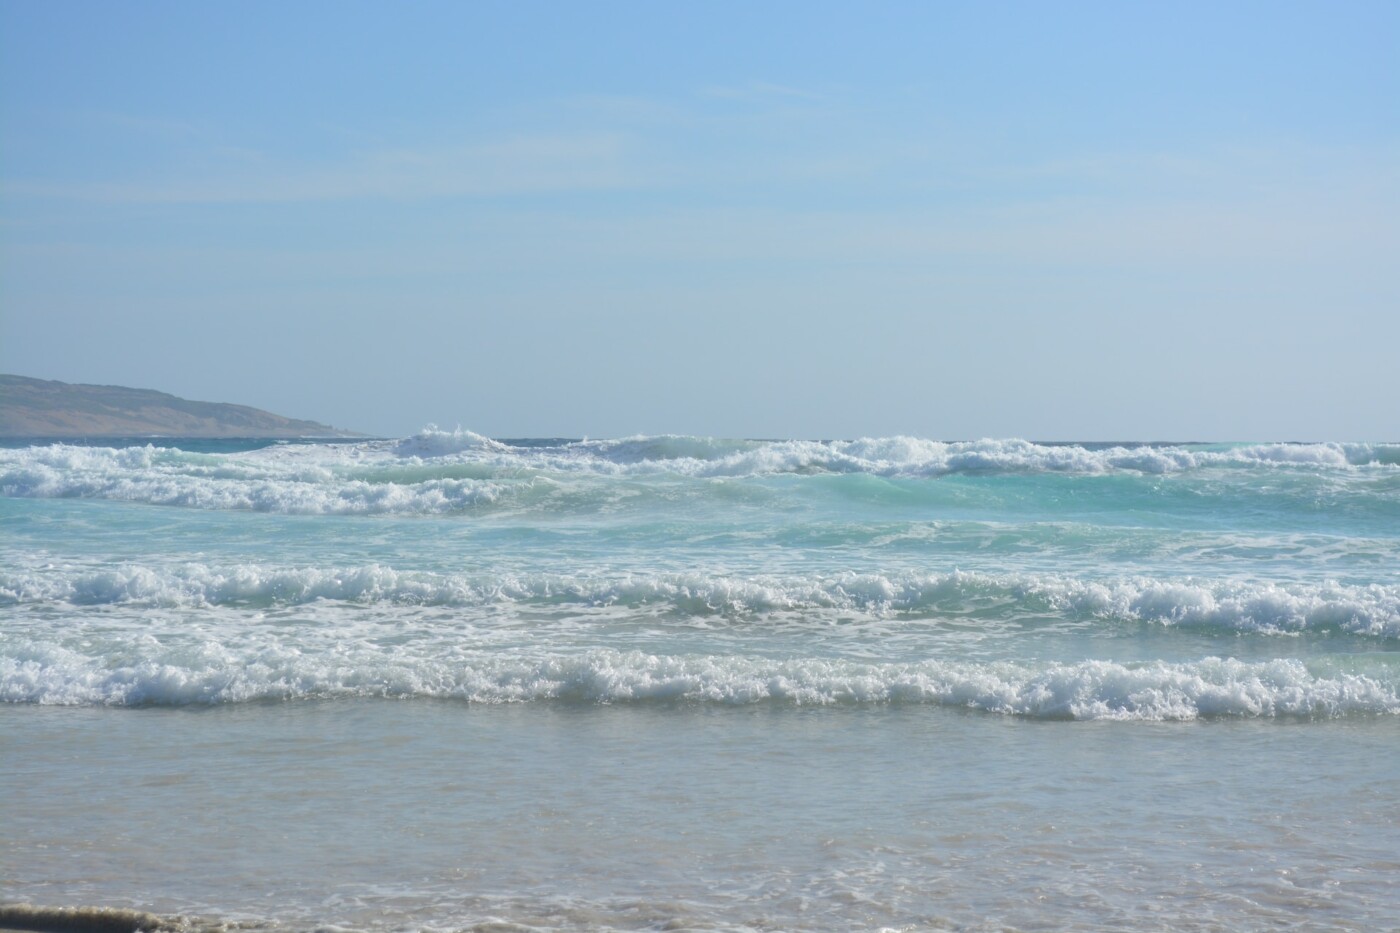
[3,432,1398,932]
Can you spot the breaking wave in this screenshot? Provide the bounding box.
[0,443,522,513]
[391,432,1400,476]
[2,435,1396,516]
[3,644,1396,719]
[4,563,1399,638]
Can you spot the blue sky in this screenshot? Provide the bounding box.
[2,0,1396,439]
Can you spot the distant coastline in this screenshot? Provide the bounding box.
[0,374,365,439]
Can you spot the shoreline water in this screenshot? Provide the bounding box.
[4,434,1398,930]
[5,702,1399,932]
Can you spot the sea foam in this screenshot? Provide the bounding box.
[4,563,1399,637]
[3,643,1395,719]
[3,436,1396,516]
[391,432,1399,475]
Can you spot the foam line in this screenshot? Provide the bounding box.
[4,564,1397,637]
[4,647,1395,718]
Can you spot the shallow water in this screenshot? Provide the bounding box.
[6,702,1400,932]
[3,433,1399,930]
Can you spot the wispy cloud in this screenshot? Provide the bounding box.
[699,81,826,102]
[2,134,645,204]
[6,90,1397,270]
[81,110,217,140]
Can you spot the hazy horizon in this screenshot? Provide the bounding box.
[2,1,1396,440]
[1,369,1394,444]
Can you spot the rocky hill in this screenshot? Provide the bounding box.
[0,375,363,438]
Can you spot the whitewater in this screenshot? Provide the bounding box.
[4,432,1399,931]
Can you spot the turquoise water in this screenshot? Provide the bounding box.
[3,433,1399,930]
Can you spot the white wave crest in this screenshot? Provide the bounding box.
[0,443,519,514]
[391,427,511,458]
[3,438,1395,515]
[4,563,1398,638]
[394,435,1399,476]
[3,644,1395,719]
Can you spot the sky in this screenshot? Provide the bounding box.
[1,1,1396,440]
